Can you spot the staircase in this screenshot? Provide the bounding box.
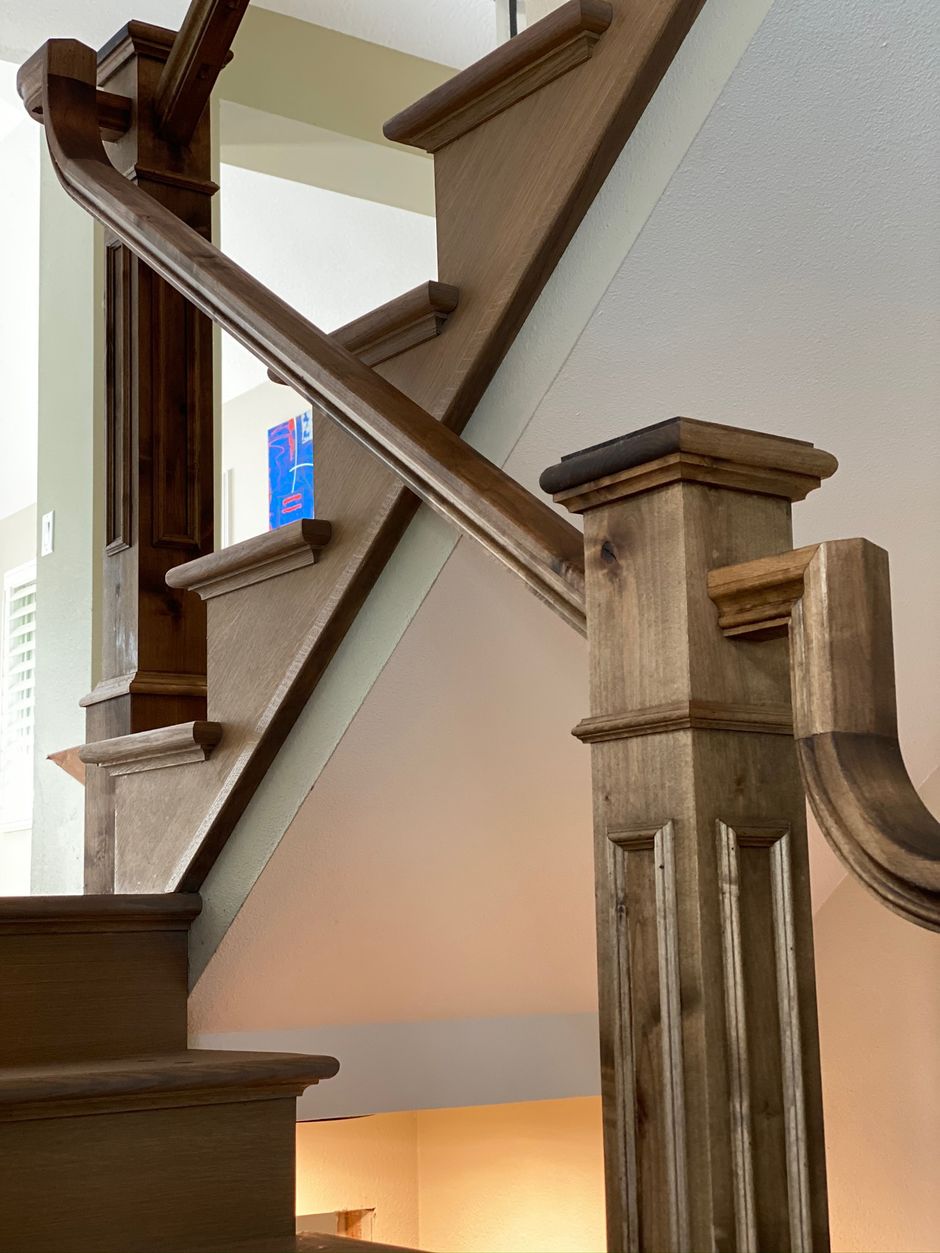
[9,1,939,1251]
[0,892,412,1252]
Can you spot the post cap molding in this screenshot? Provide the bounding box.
[540,416,838,512]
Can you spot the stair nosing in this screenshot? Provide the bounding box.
[0,1050,340,1122]
[0,893,202,933]
[383,0,613,152]
[79,721,223,776]
[167,518,333,600]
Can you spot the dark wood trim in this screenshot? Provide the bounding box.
[0,893,201,933]
[17,49,132,140]
[155,0,248,145]
[80,721,223,776]
[39,40,586,634]
[384,0,613,152]
[167,519,333,600]
[540,416,838,497]
[268,282,460,384]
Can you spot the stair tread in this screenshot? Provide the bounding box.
[0,1049,340,1110]
[207,1234,417,1252]
[0,892,201,932]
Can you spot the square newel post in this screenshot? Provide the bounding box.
[81,24,217,890]
[541,418,838,1253]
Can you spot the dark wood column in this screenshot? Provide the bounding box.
[82,23,215,891]
[541,418,835,1253]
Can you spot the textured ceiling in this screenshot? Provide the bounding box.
[0,0,494,68]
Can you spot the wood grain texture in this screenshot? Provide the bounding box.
[0,894,198,1064]
[542,417,838,510]
[708,539,940,930]
[269,282,460,382]
[0,1097,299,1252]
[64,23,218,889]
[0,892,201,931]
[792,541,940,930]
[155,0,248,145]
[707,544,819,638]
[0,1050,338,1121]
[80,720,223,775]
[167,519,333,599]
[384,0,613,152]
[17,46,131,138]
[552,419,830,1252]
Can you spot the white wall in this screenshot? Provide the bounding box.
[0,62,39,523]
[219,163,438,538]
[29,147,100,895]
[220,163,437,402]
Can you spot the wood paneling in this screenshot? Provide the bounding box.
[73,25,218,886]
[0,894,198,1065]
[548,418,831,1252]
[0,1098,299,1253]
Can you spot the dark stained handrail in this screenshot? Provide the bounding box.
[25,38,587,635]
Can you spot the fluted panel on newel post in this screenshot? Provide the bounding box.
[540,417,837,1252]
[80,23,216,891]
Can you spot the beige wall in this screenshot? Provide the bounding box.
[815,871,940,1253]
[417,1098,605,1253]
[296,1110,420,1248]
[295,1097,604,1253]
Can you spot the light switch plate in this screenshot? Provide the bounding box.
[41,510,54,556]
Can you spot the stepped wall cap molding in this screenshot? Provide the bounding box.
[167,519,333,600]
[540,416,838,508]
[574,700,794,743]
[269,282,459,384]
[80,721,223,777]
[383,0,613,153]
[0,894,202,934]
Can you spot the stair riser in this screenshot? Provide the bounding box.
[0,1096,297,1253]
[0,930,188,1065]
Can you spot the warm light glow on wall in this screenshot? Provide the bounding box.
[295,1097,605,1252]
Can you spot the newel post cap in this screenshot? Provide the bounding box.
[539,416,838,513]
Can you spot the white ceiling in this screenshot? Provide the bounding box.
[0,0,495,68]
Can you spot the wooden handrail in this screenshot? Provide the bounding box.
[31,39,587,636]
[709,539,940,930]
[154,0,250,145]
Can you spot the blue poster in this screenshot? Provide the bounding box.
[268,410,314,530]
